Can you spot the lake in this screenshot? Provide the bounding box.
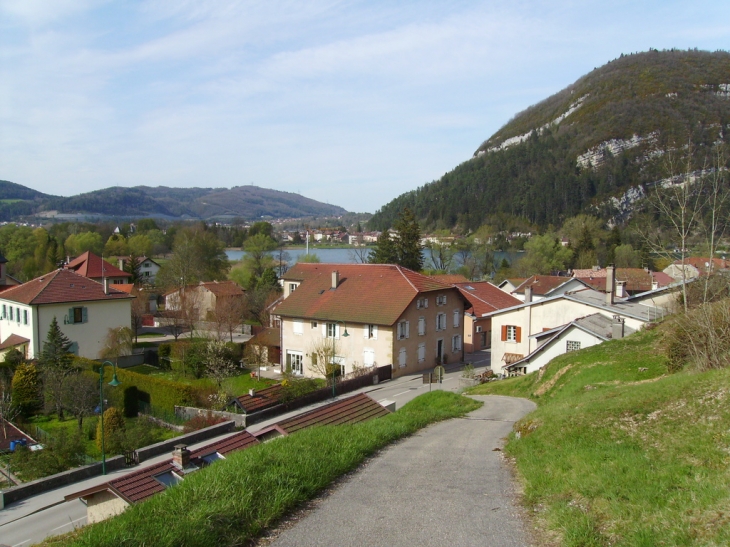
[226,248,524,267]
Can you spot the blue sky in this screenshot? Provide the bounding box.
[2,1,730,214]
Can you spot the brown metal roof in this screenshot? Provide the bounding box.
[275,393,390,434]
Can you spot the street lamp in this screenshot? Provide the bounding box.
[99,360,121,475]
[331,321,349,398]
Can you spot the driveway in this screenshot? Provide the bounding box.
[262,395,536,547]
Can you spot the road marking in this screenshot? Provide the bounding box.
[51,516,86,532]
[12,540,30,547]
[392,390,412,397]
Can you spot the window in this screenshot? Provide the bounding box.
[566,340,581,352]
[453,310,460,328]
[326,323,339,339]
[288,283,297,293]
[416,297,428,309]
[67,307,88,325]
[293,319,303,335]
[155,471,184,488]
[398,347,407,368]
[23,310,28,325]
[8,307,12,321]
[143,271,150,277]
[452,335,462,352]
[418,343,426,363]
[436,295,447,306]
[501,325,521,343]
[15,307,20,323]
[1,305,5,319]
[436,313,446,331]
[397,320,409,340]
[363,348,375,366]
[287,351,304,375]
[365,324,378,340]
[311,321,318,329]
[418,316,426,336]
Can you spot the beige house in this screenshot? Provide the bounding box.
[488,268,663,376]
[276,264,467,379]
[165,281,244,321]
[0,269,132,359]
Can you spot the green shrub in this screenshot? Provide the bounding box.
[10,429,86,481]
[11,361,41,417]
[96,407,126,453]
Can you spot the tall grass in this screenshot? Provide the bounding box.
[469,327,730,546]
[42,391,481,547]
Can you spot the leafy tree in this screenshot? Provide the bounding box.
[0,383,19,441]
[0,348,23,386]
[297,253,321,263]
[38,318,77,419]
[613,244,642,268]
[104,234,129,257]
[241,234,278,288]
[136,218,159,233]
[61,373,99,429]
[205,340,238,388]
[517,234,573,276]
[10,361,41,417]
[100,327,133,367]
[10,429,86,480]
[157,227,230,289]
[369,231,398,265]
[127,234,152,257]
[248,221,274,239]
[64,231,103,256]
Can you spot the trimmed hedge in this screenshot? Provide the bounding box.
[75,357,204,412]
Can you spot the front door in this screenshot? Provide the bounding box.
[287,351,303,375]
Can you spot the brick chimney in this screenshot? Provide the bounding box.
[605,264,615,306]
[172,444,191,470]
[332,270,339,289]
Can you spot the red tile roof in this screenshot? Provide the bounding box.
[576,268,673,293]
[512,275,575,296]
[199,280,245,297]
[674,257,730,273]
[66,251,130,280]
[0,334,30,351]
[277,263,454,325]
[232,384,284,413]
[429,274,470,284]
[248,327,280,348]
[275,393,390,434]
[453,282,521,316]
[0,269,132,305]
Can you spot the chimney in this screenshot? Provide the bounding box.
[616,281,626,299]
[612,316,625,339]
[332,270,339,289]
[118,258,124,270]
[172,444,191,470]
[248,388,255,397]
[524,285,533,303]
[103,277,110,295]
[605,264,615,306]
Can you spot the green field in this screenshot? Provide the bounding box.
[468,325,730,546]
[124,364,275,395]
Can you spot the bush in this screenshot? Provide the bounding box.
[665,297,730,372]
[96,407,126,453]
[11,361,41,417]
[158,343,172,370]
[10,429,87,481]
[279,377,320,403]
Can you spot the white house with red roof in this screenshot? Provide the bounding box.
[0,269,132,359]
[65,251,131,285]
[276,263,466,379]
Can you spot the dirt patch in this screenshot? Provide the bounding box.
[534,364,573,397]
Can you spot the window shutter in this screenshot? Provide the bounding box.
[364,325,369,338]
[82,307,88,323]
[68,307,74,324]
[424,298,428,308]
[372,325,377,340]
[405,321,410,338]
[23,310,28,325]
[501,325,507,341]
[1,305,5,318]
[322,324,327,337]
[335,324,340,339]
[516,327,522,343]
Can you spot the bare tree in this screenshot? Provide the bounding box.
[213,296,244,342]
[307,337,341,383]
[100,327,134,367]
[130,288,148,343]
[244,287,280,327]
[61,374,99,429]
[0,383,19,441]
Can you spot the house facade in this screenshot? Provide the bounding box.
[275,264,466,379]
[165,280,244,321]
[0,269,132,359]
[511,275,588,302]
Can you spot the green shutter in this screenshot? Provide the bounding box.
[82,307,88,323]
[68,307,74,324]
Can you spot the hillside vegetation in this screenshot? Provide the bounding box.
[469,320,730,546]
[371,49,730,231]
[0,183,348,221]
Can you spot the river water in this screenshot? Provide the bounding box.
[226,248,524,267]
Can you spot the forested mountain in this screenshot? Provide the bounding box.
[0,183,347,221]
[369,49,730,231]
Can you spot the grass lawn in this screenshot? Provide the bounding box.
[123,364,275,394]
[467,325,730,546]
[40,391,481,547]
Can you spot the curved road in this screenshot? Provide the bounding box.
[264,395,536,547]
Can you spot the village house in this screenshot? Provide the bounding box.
[0,269,132,359]
[275,263,467,379]
[164,280,244,321]
[488,266,663,376]
[510,275,589,302]
[663,257,730,281]
[65,251,131,285]
[117,256,162,285]
[572,267,673,295]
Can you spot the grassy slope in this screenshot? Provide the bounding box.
[42,391,481,547]
[469,327,730,546]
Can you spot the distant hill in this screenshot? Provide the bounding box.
[0,183,348,221]
[370,49,730,231]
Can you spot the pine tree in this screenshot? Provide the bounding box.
[124,252,142,285]
[39,317,76,419]
[369,231,398,264]
[394,208,423,271]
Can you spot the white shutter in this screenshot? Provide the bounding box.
[399,347,407,367]
[405,321,410,339]
[418,317,425,335]
[372,325,378,340]
[322,323,327,337]
[335,324,340,339]
[418,343,425,362]
[424,298,428,308]
[453,310,460,328]
[364,324,369,338]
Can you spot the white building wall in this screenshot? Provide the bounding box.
[516,328,605,375]
[0,301,35,353]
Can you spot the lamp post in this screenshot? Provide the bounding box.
[331,321,349,398]
[99,360,121,475]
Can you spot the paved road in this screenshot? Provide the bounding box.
[265,395,536,547]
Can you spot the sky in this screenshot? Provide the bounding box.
[2,1,730,214]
